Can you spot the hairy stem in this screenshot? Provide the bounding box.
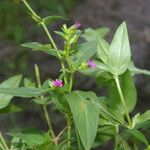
[114,76,132,126]
[34,64,57,145]
[0,132,9,150]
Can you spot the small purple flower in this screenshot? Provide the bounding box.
[52,79,63,87]
[87,60,96,68]
[75,21,81,28]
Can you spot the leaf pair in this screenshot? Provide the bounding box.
[95,22,131,77]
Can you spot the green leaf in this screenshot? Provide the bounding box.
[82,28,110,64]
[42,15,67,26]
[36,142,53,150]
[81,27,110,41]
[93,124,115,148]
[128,129,149,146]
[139,110,150,123]
[80,61,108,77]
[32,97,50,105]
[93,61,108,71]
[65,91,99,150]
[116,134,131,150]
[36,132,55,150]
[97,38,109,63]
[21,42,42,49]
[10,137,26,150]
[108,70,137,114]
[96,72,113,86]
[136,121,150,130]
[107,22,131,76]
[0,87,49,98]
[134,110,150,129]
[72,41,97,65]
[0,104,22,114]
[80,67,104,78]
[50,91,68,112]
[21,42,62,58]
[54,31,66,39]
[24,78,36,87]
[0,75,22,109]
[98,100,125,125]
[96,27,110,38]
[8,128,46,148]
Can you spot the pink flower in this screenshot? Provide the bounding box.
[75,21,81,28]
[52,79,63,87]
[87,60,96,68]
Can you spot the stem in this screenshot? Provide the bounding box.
[0,144,4,150]
[66,44,74,89]
[43,105,57,145]
[55,127,67,142]
[65,45,74,148]
[69,73,74,92]
[22,0,56,50]
[41,23,57,49]
[133,140,138,150]
[114,76,132,126]
[61,61,68,84]
[34,64,42,88]
[66,114,71,149]
[76,129,82,150]
[21,0,41,20]
[114,125,119,149]
[0,132,9,150]
[34,64,57,145]
[41,23,68,84]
